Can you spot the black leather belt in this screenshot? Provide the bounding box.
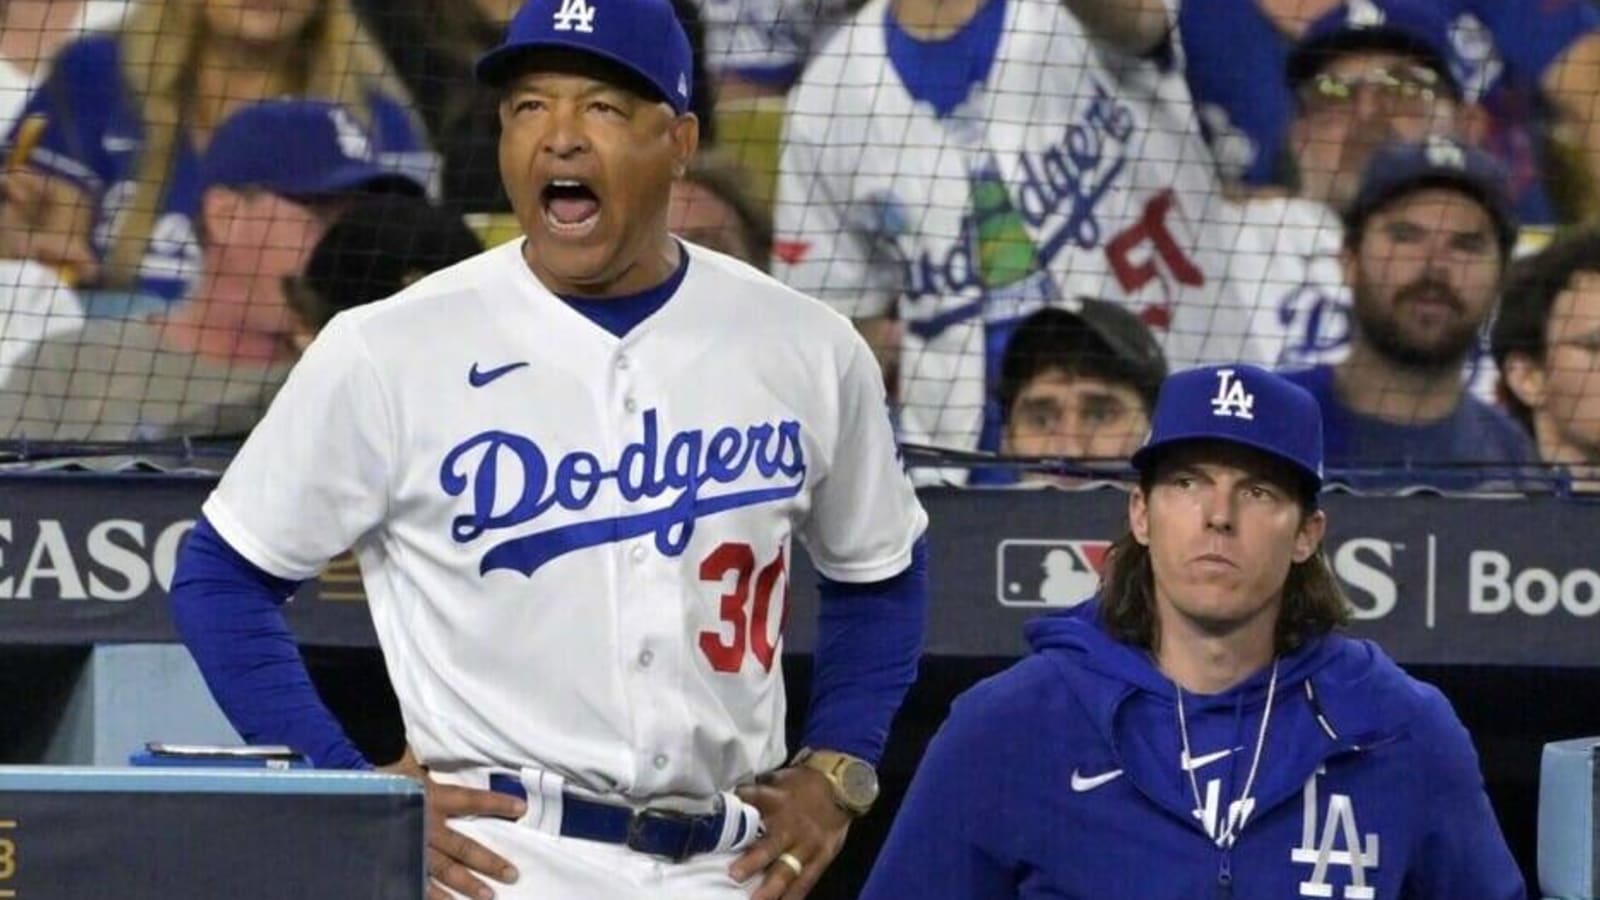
[487,773,732,863]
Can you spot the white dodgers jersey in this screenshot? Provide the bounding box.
[1232,196,1351,372]
[774,0,1278,468]
[203,240,927,799]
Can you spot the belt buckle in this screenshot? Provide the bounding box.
[626,806,700,862]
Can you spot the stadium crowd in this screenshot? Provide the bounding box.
[0,0,1597,492]
[0,0,1581,478]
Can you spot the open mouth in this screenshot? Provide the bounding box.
[541,179,601,234]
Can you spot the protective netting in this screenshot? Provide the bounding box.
[0,0,1596,491]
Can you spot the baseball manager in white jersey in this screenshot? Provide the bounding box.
[168,1,929,898]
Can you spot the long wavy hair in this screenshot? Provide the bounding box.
[106,0,415,285]
[1099,470,1350,655]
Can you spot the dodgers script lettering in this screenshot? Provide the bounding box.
[440,409,807,575]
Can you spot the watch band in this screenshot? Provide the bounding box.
[793,747,879,816]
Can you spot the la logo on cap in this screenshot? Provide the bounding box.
[329,107,372,161]
[554,0,596,33]
[1425,136,1466,169]
[1210,368,1255,420]
[1348,0,1384,28]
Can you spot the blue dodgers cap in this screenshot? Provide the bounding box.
[1286,0,1463,96]
[198,100,427,198]
[475,0,693,115]
[1345,136,1518,255]
[1131,364,1324,492]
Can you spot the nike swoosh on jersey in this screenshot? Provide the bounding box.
[1181,746,1241,772]
[1069,767,1124,792]
[468,361,530,388]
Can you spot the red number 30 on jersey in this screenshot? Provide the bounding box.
[698,542,789,674]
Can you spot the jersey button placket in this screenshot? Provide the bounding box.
[618,494,665,788]
[615,349,638,414]
[614,349,674,792]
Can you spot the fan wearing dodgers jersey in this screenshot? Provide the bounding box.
[773,0,1275,483]
[167,0,929,898]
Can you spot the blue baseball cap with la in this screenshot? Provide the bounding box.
[1345,136,1518,256]
[475,0,693,115]
[198,99,427,199]
[1286,0,1464,97]
[1131,364,1324,493]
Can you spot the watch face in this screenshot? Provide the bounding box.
[839,760,880,805]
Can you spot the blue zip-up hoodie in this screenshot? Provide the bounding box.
[862,603,1525,899]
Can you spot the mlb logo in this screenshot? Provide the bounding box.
[996,539,1111,607]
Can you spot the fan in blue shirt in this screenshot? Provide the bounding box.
[0,0,434,304]
[1491,227,1600,494]
[1181,0,1600,225]
[1281,136,1536,491]
[862,364,1524,900]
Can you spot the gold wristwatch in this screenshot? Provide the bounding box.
[792,747,880,817]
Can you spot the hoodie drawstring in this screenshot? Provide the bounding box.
[1177,657,1280,850]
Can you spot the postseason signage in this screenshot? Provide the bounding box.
[870,488,1600,666]
[1,475,1597,666]
[0,474,377,646]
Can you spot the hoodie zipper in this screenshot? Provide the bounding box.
[1215,848,1233,898]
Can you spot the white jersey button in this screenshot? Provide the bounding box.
[637,649,654,668]
[624,396,638,413]
[631,544,647,563]
[616,354,630,370]
[653,754,669,770]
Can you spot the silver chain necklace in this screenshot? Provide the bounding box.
[1175,657,1279,849]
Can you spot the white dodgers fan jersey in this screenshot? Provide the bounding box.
[774,0,1276,466]
[202,240,927,799]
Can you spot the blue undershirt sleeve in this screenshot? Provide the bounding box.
[169,517,371,770]
[801,536,928,764]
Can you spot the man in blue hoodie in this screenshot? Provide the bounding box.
[862,363,1525,900]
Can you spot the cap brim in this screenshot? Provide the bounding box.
[1131,433,1323,492]
[291,165,427,199]
[1287,29,1458,95]
[1346,172,1517,255]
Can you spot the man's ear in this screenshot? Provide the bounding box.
[1456,101,1491,146]
[1502,351,1549,411]
[1129,486,1151,547]
[1293,509,1327,564]
[200,186,243,243]
[670,113,700,179]
[1288,113,1310,157]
